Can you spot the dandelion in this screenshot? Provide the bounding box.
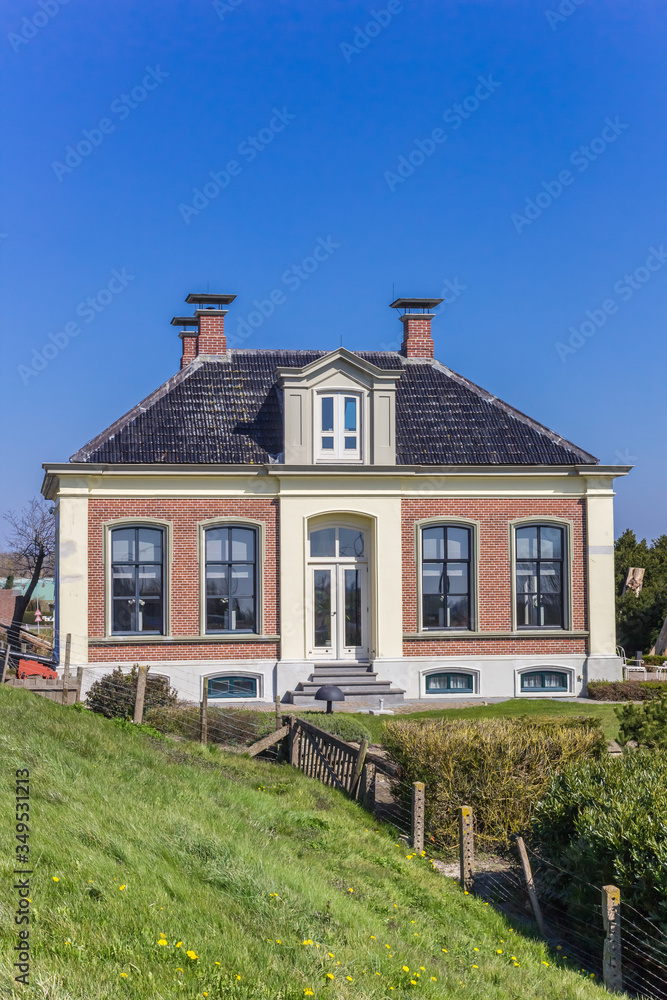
[276,940,281,945]
[304,991,314,996]
[403,966,410,972]
[348,888,353,893]
[385,944,391,949]
[176,968,184,973]
[442,948,448,953]
[542,961,549,967]
[52,877,60,882]
[370,935,376,940]
[410,981,417,986]
[473,948,479,952]
[431,976,437,981]
[420,967,425,972]
[119,885,126,891]
[346,976,353,981]
[186,950,198,960]
[464,890,469,895]
[215,961,220,965]
[235,975,241,980]
[158,940,168,947]
[328,952,334,958]
[472,965,478,969]
[176,941,182,948]
[496,949,502,954]
[326,973,334,980]
[120,972,128,978]
[589,973,595,978]
[204,994,208,997]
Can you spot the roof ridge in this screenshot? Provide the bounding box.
[427,358,598,464]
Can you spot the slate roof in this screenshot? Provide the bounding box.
[70,350,598,466]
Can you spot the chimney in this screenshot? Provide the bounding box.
[390,297,443,359]
[171,293,237,367]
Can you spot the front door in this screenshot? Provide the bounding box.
[309,526,369,660]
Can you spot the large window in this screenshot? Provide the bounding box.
[421,525,472,630]
[520,670,568,693]
[205,525,257,633]
[425,672,474,694]
[317,393,361,461]
[111,526,164,634]
[207,675,258,699]
[515,524,565,628]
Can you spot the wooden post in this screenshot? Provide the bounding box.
[411,781,425,852]
[350,739,369,799]
[602,884,623,993]
[458,805,474,892]
[361,761,376,810]
[75,666,84,704]
[274,694,281,730]
[0,643,10,684]
[200,683,208,745]
[61,633,71,705]
[516,836,547,937]
[288,716,299,766]
[133,665,148,724]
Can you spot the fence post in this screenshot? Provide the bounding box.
[516,836,547,937]
[75,666,84,704]
[133,665,148,724]
[61,634,71,705]
[602,884,623,993]
[200,682,208,745]
[350,738,369,798]
[288,716,299,766]
[411,781,425,852]
[274,694,281,730]
[361,761,376,811]
[0,643,10,684]
[458,805,474,892]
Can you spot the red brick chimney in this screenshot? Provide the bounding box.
[171,293,236,367]
[390,297,443,359]
[195,309,228,354]
[179,331,198,369]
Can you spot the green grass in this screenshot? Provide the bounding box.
[0,687,613,999]
[342,699,621,744]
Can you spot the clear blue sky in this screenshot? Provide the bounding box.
[1,0,665,544]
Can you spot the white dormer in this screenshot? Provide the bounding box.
[276,348,402,466]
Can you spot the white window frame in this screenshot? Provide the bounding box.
[514,665,575,698]
[315,391,362,462]
[421,665,480,697]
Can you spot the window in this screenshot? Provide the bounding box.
[515,524,565,628]
[425,672,474,694]
[317,393,361,460]
[205,525,257,633]
[207,675,258,699]
[520,670,569,693]
[421,525,472,629]
[111,526,164,634]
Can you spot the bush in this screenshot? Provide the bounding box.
[531,751,667,927]
[145,702,274,746]
[616,692,667,749]
[298,712,371,744]
[643,654,667,667]
[587,679,667,701]
[86,666,177,719]
[382,716,606,849]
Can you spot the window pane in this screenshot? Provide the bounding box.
[543,671,568,689]
[344,436,357,450]
[207,597,229,631]
[423,594,446,629]
[446,562,468,595]
[516,526,538,559]
[140,600,162,632]
[447,595,469,628]
[231,528,255,562]
[206,566,228,596]
[310,528,336,557]
[230,564,254,597]
[206,527,228,563]
[208,676,257,699]
[112,566,135,597]
[516,562,538,594]
[521,672,542,689]
[344,568,361,647]
[425,673,448,691]
[540,526,563,559]
[422,564,444,594]
[321,396,334,432]
[339,528,365,557]
[111,528,135,563]
[314,569,332,646]
[344,397,357,431]
[422,527,444,560]
[208,677,231,697]
[448,673,473,690]
[230,597,255,631]
[539,562,562,594]
[321,436,334,450]
[138,528,162,563]
[446,527,469,560]
[541,593,563,627]
[138,565,162,597]
[517,593,539,627]
[112,599,135,632]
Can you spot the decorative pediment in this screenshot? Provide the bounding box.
[276,347,402,391]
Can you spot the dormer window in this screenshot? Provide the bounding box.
[317,392,361,461]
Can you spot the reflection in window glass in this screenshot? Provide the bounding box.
[516,525,565,628]
[421,525,472,630]
[425,672,474,693]
[111,526,164,634]
[520,670,568,692]
[207,675,258,699]
[205,525,257,633]
[310,528,336,557]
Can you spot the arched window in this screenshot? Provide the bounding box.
[515,524,565,628]
[111,526,165,634]
[204,525,257,633]
[207,675,258,699]
[520,670,569,693]
[425,672,474,694]
[421,524,472,630]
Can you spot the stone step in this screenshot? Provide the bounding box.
[289,690,405,707]
[299,680,396,694]
[310,672,379,684]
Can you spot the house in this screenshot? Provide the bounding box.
[41,293,629,706]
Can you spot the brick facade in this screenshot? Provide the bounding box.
[87,498,279,662]
[401,498,587,657]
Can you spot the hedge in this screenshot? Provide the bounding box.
[382,715,605,849]
[587,679,667,701]
[86,666,177,719]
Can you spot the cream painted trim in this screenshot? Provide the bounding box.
[102,517,173,638]
[513,664,576,698]
[88,634,279,645]
[201,668,265,703]
[508,516,574,633]
[413,516,480,633]
[420,665,481,697]
[403,630,589,640]
[197,517,266,637]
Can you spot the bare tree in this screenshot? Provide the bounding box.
[3,498,55,649]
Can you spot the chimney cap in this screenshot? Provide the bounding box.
[171,316,199,327]
[185,293,236,307]
[390,297,443,312]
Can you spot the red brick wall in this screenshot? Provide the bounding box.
[400,315,434,358]
[88,498,279,662]
[401,498,587,656]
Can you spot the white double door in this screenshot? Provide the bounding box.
[310,561,369,660]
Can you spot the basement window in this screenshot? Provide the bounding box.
[207,675,258,699]
[520,670,569,693]
[425,672,474,693]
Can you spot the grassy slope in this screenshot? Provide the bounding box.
[345,699,620,744]
[0,688,611,1000]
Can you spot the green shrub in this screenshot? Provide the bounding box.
[531,750,667,927]
[298,712,371,744]
[643,654,667,667]
[85,666,177,719]
[587,679,667,701]
[145,702,275,746]
[616,692,667,748]
[382,716,605,849]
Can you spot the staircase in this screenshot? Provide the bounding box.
[288,662,405,707]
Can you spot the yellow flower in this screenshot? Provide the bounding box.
[385,944,391,949]
[52,877,60,882]
[403,966,410,973]
[431,977,437,981]
[410,981,417,986]
[119,885,126,891]
[473,948,479,952]
[328,952,334,958]
[158,940,168,946]
[215,961,221,965]
[541,961,549,967]
[326,973,334,980]
[496,949,502,954]
[442,948,448,953]
[204,994,208,997]
[176,967,184,973]
[348,888,353,892]
[420,967,425,972]
[304,991,314,996]
[120,972,128,978]
[186,950,198,960]
[276,940,281,945]
[370,936,376,940]
[235,975,241,980]
[346,976,353,981]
